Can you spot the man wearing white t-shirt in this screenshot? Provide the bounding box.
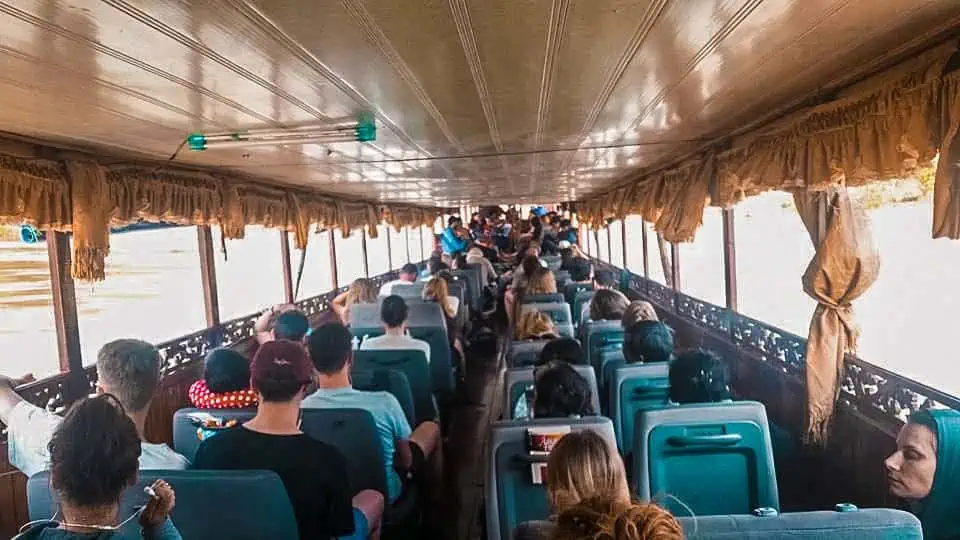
[379,263,420,296]
[360,295,431,364]
[0,339,190,476]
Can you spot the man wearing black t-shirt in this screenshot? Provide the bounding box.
[194,340,384,539]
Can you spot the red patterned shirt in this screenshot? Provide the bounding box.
[188,379,258,409]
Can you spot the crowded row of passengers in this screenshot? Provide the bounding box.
[0,208,955,539]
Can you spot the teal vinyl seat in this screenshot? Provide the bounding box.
[563,282,592,307]
[633,401,779,516]
[350,302,454,393]
[516,508,922,540]
[351,368,416,427]
[608,362,670,452]
[354,349,436,425]
[572,289,595,327]
[581,320,624,377]
[554,270,571,288]
[172,408,256,462]
[503,365,600,420]
[459,264,485,310]
[299,408,387,498]
[509,340,550,367]
[521,303,574,338]
[485,417,616,540]
[28,470,298,540]
[388,282,425,299]
[521,292,565,304]
[543,255,562,272]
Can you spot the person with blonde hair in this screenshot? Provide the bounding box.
[332,278,378,325]
[621,301,659,327]
[514,431,680,540]
[516,311,559,341]
[553,496,683,540]
[423,276,457,319]
[526,268,558,295]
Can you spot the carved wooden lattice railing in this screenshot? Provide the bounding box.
[594,258,960,429]
[2,267,402,437]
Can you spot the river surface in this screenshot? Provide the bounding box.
[1,203,957,397]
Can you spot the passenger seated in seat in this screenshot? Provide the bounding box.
[467,246,497,284]
[554,496,682,540]
[533,363,595,418]
[0,339,190,476]
[622,321,674,364]
[254,305,309,344]
[360,295,432,364]
[588,289,630,323]
[593,269,617,291]
[194,340,382,540]
[188,348,257,409]
[668,350,732,404]
[333,278,378,325]
[885,409,960,540]
[537,338,585,366]
[424,276,459,317]
[14,395,181,540]
[568,257,593,285]
[516,311,559,341]
[621,301,659,327]
[379,263,420,296]
[305,324,442,508]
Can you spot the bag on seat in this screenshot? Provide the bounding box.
[28,469,298,540]
[172,408,256,462]
[633,401,779,516]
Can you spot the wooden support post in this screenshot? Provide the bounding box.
[361,228,370,278]
[641,222,649,279]
[419,227,426,262]
[404,227,411,264]
[279,231,294,304]
[593,229,601,260]
[670,242,681,291]
[47,231,84,400]
[620,219,627,269]
[196,226,220,326]
[606,222,613,263]
[385,225,393,270]
[328,230,339,289]
[722,208,738,311]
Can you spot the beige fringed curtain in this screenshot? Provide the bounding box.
[795,188,879,444]
[0,156,70,229]
[68,161,112,281]
[932,71,960,239]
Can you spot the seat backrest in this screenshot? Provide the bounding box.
[351,368,416,427]
[351,302,454,393]
[516,509,922,540]
[460,264,484,310]
[554,270,571,288]
[572,289,596,326]
[28,470,298,539]
[389,282,426,299]
[172,408,256,462]
[633,401,779,516]
[509,340,550,368]
[451,269,478,309]
[503,365,601,420]
[521,293,565,304]
[353,349,436,425]
[609,363,669,452]
[564,282,592,306]
[582,320,624,373]
[486,417,617,540]
[299,408,389,499]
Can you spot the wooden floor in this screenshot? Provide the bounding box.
[439,331,506,540]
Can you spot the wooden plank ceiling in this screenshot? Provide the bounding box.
[0,0,958,206]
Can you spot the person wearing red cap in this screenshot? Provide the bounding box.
[193,340,383,540]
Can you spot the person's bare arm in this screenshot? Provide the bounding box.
[394,439,413,472]
[331,291,350,323]
[0,374,35,426]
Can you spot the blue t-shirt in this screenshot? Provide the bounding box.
[302,387,412,502]
[441,227,467,255]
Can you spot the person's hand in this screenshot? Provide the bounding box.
[0,373,34,389]
[139,479,175,528]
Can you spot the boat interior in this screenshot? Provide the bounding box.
[2,1,960,538]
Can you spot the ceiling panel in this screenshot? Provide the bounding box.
[0,0,956,206]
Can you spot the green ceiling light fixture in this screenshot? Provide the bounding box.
[186,112,377,151]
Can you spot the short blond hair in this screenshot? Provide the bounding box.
[516,310,557,340]
[622,301,659,327]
